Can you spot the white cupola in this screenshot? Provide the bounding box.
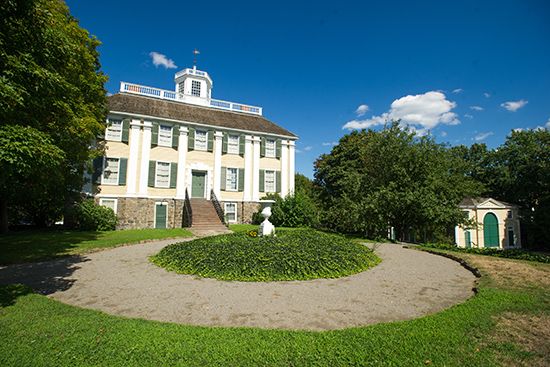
[174,66,213,107]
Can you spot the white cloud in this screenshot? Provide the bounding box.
[343,91,459,132]
[355,104,369,117]
[470,106,484,111]
[474,131,494,141]
[149,51,177,69]
[322,141,338,147]
[303,146,313,151]
[513,128,524,133]
[484,92,491,98]
[440,131,448,137]
[464,113,473,119]
[546,118,550,129]
[452,88,463,94]
[501,99,528,112]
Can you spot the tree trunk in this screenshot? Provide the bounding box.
[0,197,8,233]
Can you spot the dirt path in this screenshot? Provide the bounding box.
[0,240,476,331]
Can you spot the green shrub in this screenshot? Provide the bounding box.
[151,229,380,281]
[253,192,319,228]
[421,243,550,263]
[73,199,117,231]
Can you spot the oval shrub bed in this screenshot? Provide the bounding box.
[151,229,380,281]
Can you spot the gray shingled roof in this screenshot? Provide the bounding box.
[108,93,297,138]
[459,197,517,208]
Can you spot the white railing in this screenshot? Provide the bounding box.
[119,81,262,115]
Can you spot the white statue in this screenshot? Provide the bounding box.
[259,201,275,236]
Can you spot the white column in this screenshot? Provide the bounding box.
[126,120,141,195]
[243,135,253,201]
[288,140,295,194]
[176,127,188,198]
[252,136,261,201]
[138,121,152,196]
[280,139,289,197]
[213,131,223,197]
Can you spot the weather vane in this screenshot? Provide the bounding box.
[193,49,200,67]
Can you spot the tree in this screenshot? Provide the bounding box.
[314,122,481,241]
[0,0,108,228]
[0,126,65,232]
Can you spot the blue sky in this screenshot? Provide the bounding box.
[67,0,550,178]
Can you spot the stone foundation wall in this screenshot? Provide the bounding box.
[96,197,185,230]
[240,201,261,224]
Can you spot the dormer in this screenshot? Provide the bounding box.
[174,66,213,106]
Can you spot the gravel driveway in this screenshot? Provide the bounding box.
[0,239,476,331]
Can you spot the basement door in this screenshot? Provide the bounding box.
[155,204,167,229]
[191,171,206,198]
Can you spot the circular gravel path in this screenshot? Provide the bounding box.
[0,239,476,331]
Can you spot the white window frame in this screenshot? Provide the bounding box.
[227,134,240,155]
[226,167,238,191]
[155,161,171,188]
[264,170,276,193]
[195,130,207,151]
[224,202,237,223]
[101,157,120,186]
[191,80,201,97]
[105,119,122,141]
[265,139,276,158]
[158,124,172,147]
[99,198,118,214]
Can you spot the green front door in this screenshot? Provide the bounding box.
[483,213,499,247]
[464,231,471,248]
[155,204,167,229]
[191,171,206,198]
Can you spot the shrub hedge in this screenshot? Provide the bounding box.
[151,229,380,281]
[73,199,117,231]
[420,243,550,263]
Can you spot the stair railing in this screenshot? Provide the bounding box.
[182,188,193,227]
[210,189,228,227]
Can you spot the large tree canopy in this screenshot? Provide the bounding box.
[0,0,108,229]
[314,122,481,241]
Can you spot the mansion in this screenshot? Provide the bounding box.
[91,66,297,229]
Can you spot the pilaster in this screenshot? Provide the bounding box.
[138,121,152,195]
[126,120,141,195]
[213,131,224,197]
[176,126,189,198]
[243,135,254,201]
[280,139,289,197]
[252,136,261,201]
[288,140,295,194]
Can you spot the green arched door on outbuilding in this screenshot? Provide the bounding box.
[483,213,499,248]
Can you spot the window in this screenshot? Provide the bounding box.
[102,158,119,185]
[158,125,172,146]
[507,210,513,219]
[265,139,276,158]
[155,161,170,188]
[191,80,201,97]
[226,168,238,191]
[99,198,117,214]
[225,202,237,223]
[265,170,275,192]
[195,130,207,151]
[106,119,122,141]
[228,135,239,154]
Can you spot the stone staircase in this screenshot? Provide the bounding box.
[189,198,231,236]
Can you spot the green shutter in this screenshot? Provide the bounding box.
[207,130,214,152]
[260,137,266,157]
[118,158,128,185]
[92,157,104,184]
[151,123,159,146]
[276,171,281,193]
[222,133,228,154]
[121,119,130,143]
[275,139,282,159]
[188,127,195,151]
[239,134,245,156]
[148,160,156,187]
[169,162,177,188]
[238,168,245,191]
[259,169,265,192]
[220,167,227,191]
[172,125,179,149]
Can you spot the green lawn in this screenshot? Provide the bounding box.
[0,249,548,366]
[0,228,193,264]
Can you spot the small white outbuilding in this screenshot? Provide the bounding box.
[455,197,521,249]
